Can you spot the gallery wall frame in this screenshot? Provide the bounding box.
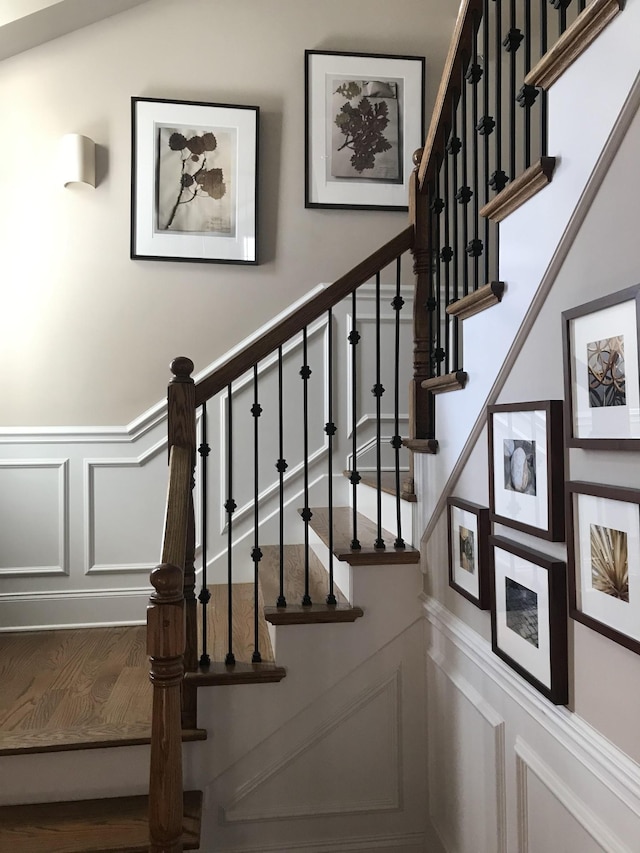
[562,284,640,449]
[305,50,425,210]
[488,400,565,541]
[490,535,568,705]
[131,96,259,264]
[447,497,491,609]
[566,480,640,655]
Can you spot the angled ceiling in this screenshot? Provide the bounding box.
[0,0,155,62]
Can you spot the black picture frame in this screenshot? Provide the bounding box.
[488,400,565,541]
[490,535,568,705]
[562,284,640,449]
[447,497,491,609]
[305,50,425,211]
[131,96,259,264]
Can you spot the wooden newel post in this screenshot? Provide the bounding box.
[168,358,198,727]
[148,563,185,853]
[408,148,435,441]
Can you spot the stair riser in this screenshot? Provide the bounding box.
[348,481,413,547]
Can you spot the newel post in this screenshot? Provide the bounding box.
[408,148,435,441]
[168,358,198,727]
[148,563,185,853]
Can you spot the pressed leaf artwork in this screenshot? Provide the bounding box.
[330,78,401,182]
[459,526,475,573]
[505,577,539,647]
[503,439,537,496]
[588,335,626,408]
[590,523,629,601]
[156,125,235,235]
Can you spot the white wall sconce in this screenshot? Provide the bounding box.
[60,133,96,188]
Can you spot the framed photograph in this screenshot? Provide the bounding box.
[490,535,568,704]
[562,284,640,449]
[447,497,491,609]
[488,401,565,541]
[131,97,259,264]
[305,50,425,210]
[567,481,640,654]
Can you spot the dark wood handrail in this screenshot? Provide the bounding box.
[195,226,414,406]
[148,443,192,853]
[417,0,482,191]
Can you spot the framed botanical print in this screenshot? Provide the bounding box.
[131,97,259,264]
[447,497,491,609]
[305,50,425,210]
[488,401,565,541]
[562,284,640,448]
[490,535,568,704]
[567,481,640,654]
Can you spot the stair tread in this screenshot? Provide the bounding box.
[264,603,364,625]
[305,507,420,565]
[185,660,287,686]
[260,544,349,607]
[342,470,417,502]
[0,789,202,852]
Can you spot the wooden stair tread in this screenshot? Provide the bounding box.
[0,790,202,852]
[260,544,349,607]
[479,156,557,223]
[446,281,505,320]
[264,604,364,625]
[304,507,420,565]
[342,470,417,502]
[421,370,468,394]
[185,661,286,686]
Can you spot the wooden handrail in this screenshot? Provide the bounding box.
[148,444,192,853]
[417,0,482,191]
[195,226,413,406]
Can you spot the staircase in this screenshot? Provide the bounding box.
[0,0,629,850]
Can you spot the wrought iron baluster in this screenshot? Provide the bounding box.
[349,291,361,550]
[300,328,313,605]
[458,52,471,297]
[373,272,385,549]
[251,364,262,663]
[450,93,460,319]
[431,162,444,374]
[225,383,236,666]
[479,0,493,284]
[442,129,452,364]
[325,309,337,605]
[540,0,549,157]
[275,346,287,608]
[505,0,523,180]
[516,0,538,169]
[467,12,482,292]
[197,402,211,667]
[391,257,406,550]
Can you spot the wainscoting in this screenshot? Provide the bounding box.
[424,597,640,853]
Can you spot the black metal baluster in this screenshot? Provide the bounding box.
[505,0,523,180]
[300,328,313,605]
[275,346,287,608]
[325,309,337,605]
[442,130,452,362]
[449,95,461,368]
[391,257,406,550]
[251,365,262,663]
[540,0,549,157]
[577,0,586,11]
[225,383,236,666]
[373,272,385,549]
[467,12,482,292]
[349,291,361,550]
[431,165,444,374]
[427,182,439,378]
[457,52,471,297]
[478,0,493,284]
[516,0,538,169]
[197,402,211,667]
[491,0,507,268]
[559,0,568,36]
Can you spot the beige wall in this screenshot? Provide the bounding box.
[0,0,457,426]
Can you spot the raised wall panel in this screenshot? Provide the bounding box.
[0,459,68,576]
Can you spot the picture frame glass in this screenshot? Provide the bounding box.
[450,504,481,600]
[132,98,258,264]
[569,299,640,440]
[573,492,640,641]
[491,408,550,532]
[306,51,425,210]
[493,544,552,689]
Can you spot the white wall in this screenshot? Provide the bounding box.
[0,0,456,427]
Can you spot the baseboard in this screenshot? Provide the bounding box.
[0,587,148,631]
[213,832,426,852]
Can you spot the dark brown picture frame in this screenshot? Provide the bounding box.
[447,497,491,609]
[566,480,640,655]
[562,284,640,449]
[490,535,568,705]
[488,401,565,541]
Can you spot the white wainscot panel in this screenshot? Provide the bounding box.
[427,653,506,853]
[0,459,68,576]
[516,739,630,853]
[85,442,167,573]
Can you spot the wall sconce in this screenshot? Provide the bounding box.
[60,133,96,188]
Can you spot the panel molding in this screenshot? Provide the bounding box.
[0,458,69,577]
[424,596,640,818]
[221,669,402,823]
[515,738,631,853]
